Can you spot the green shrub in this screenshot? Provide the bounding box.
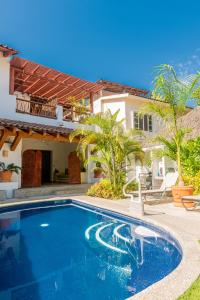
[184,171,200,194]
[182,137,200,177]
[87,179,123,199]
[126,180,138,192]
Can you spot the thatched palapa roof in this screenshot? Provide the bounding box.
[179,106,200,140]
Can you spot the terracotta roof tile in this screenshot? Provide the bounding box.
[97,79,149,97]
[0,118,73,136]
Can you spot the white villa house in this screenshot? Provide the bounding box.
[93,80,177,184]
[0,44,176,198]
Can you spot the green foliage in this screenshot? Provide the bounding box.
[125,180,138,193]
[68,96,89,114]
[184,172,200,194]
[142,64,200,184]
[87,179,123,199]
[70,109,143,197]
[181,137,200,176]
[177,276,200,300]
[0,162,21,174]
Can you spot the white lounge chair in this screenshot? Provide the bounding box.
[131,172,178,202]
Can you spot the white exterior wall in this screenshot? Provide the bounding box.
[0,53,17,118]
[0,139,22,186]
[93,97,102,114]
[103,100,126,124]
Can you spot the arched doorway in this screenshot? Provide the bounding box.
[22,150,42,187]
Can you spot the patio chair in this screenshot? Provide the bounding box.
[131,172,178,202]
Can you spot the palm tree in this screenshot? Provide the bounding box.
[69,109,143,195]
[144,64,200,185]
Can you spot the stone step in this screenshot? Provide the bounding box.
[14,184,91,199]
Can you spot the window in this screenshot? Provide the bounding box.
[134,112,153,132]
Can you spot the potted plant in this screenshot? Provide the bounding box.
[0,162,21,182]
[81,166,87,184]
[93,162,103,178]
[143,64,200,207]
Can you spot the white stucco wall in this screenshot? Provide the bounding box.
[103,100,126,123]
[0,53,17,119]
[93,98,102,114]
[0,139,22,186]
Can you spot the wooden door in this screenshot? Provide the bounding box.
[68,151,81,184]
[22,150,42,187]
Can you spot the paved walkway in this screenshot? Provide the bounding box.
[0,195,200,300]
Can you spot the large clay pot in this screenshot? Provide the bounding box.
[94,169,103,178]
[172,185,194,208]
[0,171,12,182]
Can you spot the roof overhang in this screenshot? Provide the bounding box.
[10,57,103,105]
[0,45,18,57]
[97,79,149,97]
[0,118,79,151]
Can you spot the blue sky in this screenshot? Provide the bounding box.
[1,0,200,90]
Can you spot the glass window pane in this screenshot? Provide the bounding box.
[134,112,139,129]
[139,116,143,130]
[149,115,153,132]
[144,115,148,131]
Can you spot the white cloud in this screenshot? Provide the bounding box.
[175,48,200,79]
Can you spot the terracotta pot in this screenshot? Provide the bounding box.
[94,170,102,178]
[172,185,194,208]
[0,171,12,182]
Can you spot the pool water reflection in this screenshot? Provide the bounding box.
[0,202,182,300]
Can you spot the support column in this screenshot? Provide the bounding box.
[87,145,94,183]
[89,92,94,112]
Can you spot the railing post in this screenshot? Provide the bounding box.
[56,105,63,121]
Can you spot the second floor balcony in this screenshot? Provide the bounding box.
[16,97,92,123]
[9,56,103,127]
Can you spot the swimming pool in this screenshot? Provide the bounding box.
[0,200,182,300]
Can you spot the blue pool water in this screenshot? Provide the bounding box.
[0,200,182,300]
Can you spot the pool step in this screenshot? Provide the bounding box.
[85,221,160,266]
[85,222,130,255]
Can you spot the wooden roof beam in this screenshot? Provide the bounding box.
[10,131,23,151]
[0,130,11,150]
[62,82,90,99]
[46,78,83,99]
[12,67,102,97]
[22,64,40,83]
[23,69,51,93]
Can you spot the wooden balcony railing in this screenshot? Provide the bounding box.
[16,98,57,119]
[63,107,91,122]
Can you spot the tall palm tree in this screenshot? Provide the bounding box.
[144,64,200,185]
[70,109,143,194]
